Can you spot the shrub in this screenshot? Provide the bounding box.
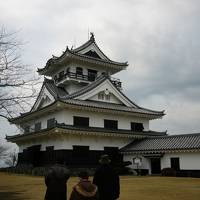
[161,168,176,177]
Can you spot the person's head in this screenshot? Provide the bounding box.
[99,154,111,165]
[78,170,89,180]
[55,159,64,165]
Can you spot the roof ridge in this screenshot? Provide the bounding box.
[45,79,68,99]
[166,132,200,137]
[108,78,164,114]
[73,33,112,61]
[143,132,200,140]
[69,49,128,66]
[65,75,107,99]
[73,34,94,53]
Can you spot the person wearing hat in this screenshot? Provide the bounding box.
[93,155,120,200]
[69,170,98,200]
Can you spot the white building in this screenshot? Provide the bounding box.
[6,34,200,176]
[122,133,200,176]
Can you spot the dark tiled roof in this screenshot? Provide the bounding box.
[38,36,128,75]
[121,133,200,153]
[62,99,164,117]
[73,34,111,61]
[30,79,68,112]
[63,75,164,117]
[70,50,127,66]
[6,123,166,141]
[10,76,164,122]
[55,123,166,136]
[44,78,68,99]
[65,75,107,99]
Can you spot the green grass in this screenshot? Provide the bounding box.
[0,172,200,200]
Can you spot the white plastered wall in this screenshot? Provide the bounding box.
[123,151,200,174]
[161,152,200,170]
[18,134,132,153]
[23,109,149,132]
[48,110,149,130]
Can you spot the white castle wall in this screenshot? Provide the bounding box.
[24,109,149,133]
[123,152,200,174]
[18,134,132,153]
[161,152,200,170]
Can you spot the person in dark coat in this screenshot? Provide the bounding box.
[44,162,70,200]
[69,170,98,200]
[93,155,120,200]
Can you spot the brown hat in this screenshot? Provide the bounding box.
[99,154,111,164]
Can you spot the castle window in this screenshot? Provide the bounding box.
[98,90,110,101]
[105,94,110,101]
[131,122,144,132]
[24,125,30,134]
[76,67,83,75]
[98,92,104,100]
[170,157,180,171]
[88,69,97,81]
[35,122,41,131]
[47,118,56,128]
[104,119,118,130]
[73,116,89,127]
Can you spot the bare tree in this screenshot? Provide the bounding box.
[0,141,18,167]
[0,27,41,119]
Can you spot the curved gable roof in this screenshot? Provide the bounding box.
[30,78,68,112]
[73,33,111,61]
[38,34,128,76]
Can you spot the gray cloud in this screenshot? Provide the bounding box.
[0,0,200,138]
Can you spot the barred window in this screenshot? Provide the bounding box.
[73,116,89,127]
[131,122,144,132]
[47,118,56,128]
[76,67,83,75]
[35,122,41,131]
[104,119,118,130]
[24,125,30,134]
[98,92,104,100]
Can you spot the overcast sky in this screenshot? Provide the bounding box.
[0,0,200,139]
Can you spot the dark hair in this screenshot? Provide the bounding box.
[55,159,64,165]
[78,171,89,179]
[99,154,111,164]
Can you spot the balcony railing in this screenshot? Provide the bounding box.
[55,72,122,89]
[55,72,96,83]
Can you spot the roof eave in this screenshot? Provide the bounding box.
[6,125,166,143]
[9,101,59,124]
[121,148,200,154]
[8,97,164,125]
[38,50,128,76]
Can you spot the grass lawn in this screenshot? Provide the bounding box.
[0,172,200,200]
